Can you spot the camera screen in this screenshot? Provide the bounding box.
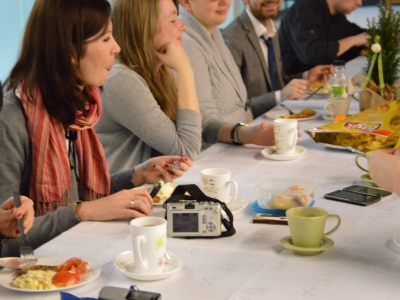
[172,213,199,233]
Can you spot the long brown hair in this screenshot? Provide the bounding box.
[6,0,111,126]
[112,0,178,121]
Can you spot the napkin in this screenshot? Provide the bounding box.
[60,292,97,300]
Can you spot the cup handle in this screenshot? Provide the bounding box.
[355,155,369,173]
[324,214,341,237]
[290,128,297,148]
[324,102,334,116]
[134,235,148,270]
[227,180,238,204]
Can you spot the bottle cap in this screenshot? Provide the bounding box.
[334,60,346,66]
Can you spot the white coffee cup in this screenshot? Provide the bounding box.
[323,97,351,117]
[130,217,167,274]
[274,119,298,155]
[200,168,238,204]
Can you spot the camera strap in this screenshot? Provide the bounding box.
[163,184,236,238]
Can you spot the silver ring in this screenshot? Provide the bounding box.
[130,200,135,209]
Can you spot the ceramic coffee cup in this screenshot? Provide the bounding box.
[200,168,238,204]
[286,207,341,249]
[274,119,298,155]
[355,151,373,173]
[323,97,351,117]
[130,217,167,274]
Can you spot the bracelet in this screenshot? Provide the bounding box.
[230,123,248,145]
[74,201,83,221]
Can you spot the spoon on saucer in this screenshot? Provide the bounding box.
[0,257,38,269]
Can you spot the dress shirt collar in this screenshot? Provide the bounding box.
[245,8,276,39]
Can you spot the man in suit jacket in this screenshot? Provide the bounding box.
[223,0,334,118]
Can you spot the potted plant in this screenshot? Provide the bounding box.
[358,3,400,110]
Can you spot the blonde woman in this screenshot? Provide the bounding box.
[179,0,277,147]
[97,0,201,173]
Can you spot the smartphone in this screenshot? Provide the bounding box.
[342,185,392,198]
[324,190,381,206]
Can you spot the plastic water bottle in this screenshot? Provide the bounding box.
[331,60,348,98]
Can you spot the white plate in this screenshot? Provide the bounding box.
[261,146,306,161]
[243,144,265,149]
[265,110,319,121]
[114,250,182,281]
[227,198,248,214]
[0,257,101,293]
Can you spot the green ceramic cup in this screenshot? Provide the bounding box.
[355,151,373,173]
[286,207,341,248]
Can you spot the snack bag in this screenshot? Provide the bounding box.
[306,100,400,152]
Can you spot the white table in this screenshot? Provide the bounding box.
[4,56,400,300]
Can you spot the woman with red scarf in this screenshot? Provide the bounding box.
[0,0,192,257]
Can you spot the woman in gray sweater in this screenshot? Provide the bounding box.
[96,0,202,174]
[0,0,192,257]
[179,0,278,148]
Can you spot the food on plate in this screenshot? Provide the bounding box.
[12,257,90,290]
[306,101,400,152]
[281,108,316,119]
[151,180,177,204]
[52,270,81,287]
[308,82,331,94]
[267,185,311,210]
[13,270,57,290]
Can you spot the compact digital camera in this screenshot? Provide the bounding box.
[166,200,221,237]
[99,286,161,300]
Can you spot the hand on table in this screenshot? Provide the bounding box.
[0,196,34,237]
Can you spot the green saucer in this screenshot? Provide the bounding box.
[280,236,334,256]
[360,174,377,186]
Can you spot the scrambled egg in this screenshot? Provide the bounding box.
[13,270,57,290]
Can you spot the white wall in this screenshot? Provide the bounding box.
[0,0,35,82]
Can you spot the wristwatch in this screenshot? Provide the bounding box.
[231,122,248,145]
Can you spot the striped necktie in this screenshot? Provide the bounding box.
[260,35,277,91]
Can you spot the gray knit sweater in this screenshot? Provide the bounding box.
[97,62,202,174]
[179,6,250,147]
[0,91,134,257]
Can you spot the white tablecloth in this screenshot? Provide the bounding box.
[4,56,400,300]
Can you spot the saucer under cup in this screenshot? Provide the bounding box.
[274,119,298,155]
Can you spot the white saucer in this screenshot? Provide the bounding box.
[280,236,334,256]
[393,233,400,247]
[261,146,306,161]
[114,251,182,281]
[227,198,248,214]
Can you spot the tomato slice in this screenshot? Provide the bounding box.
[52,271,81,286]
[59,258,89,276]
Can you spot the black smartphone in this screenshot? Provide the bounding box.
[342,185,392,198]
[324,190,381,206]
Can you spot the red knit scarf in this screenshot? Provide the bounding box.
[19,85,110,216]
